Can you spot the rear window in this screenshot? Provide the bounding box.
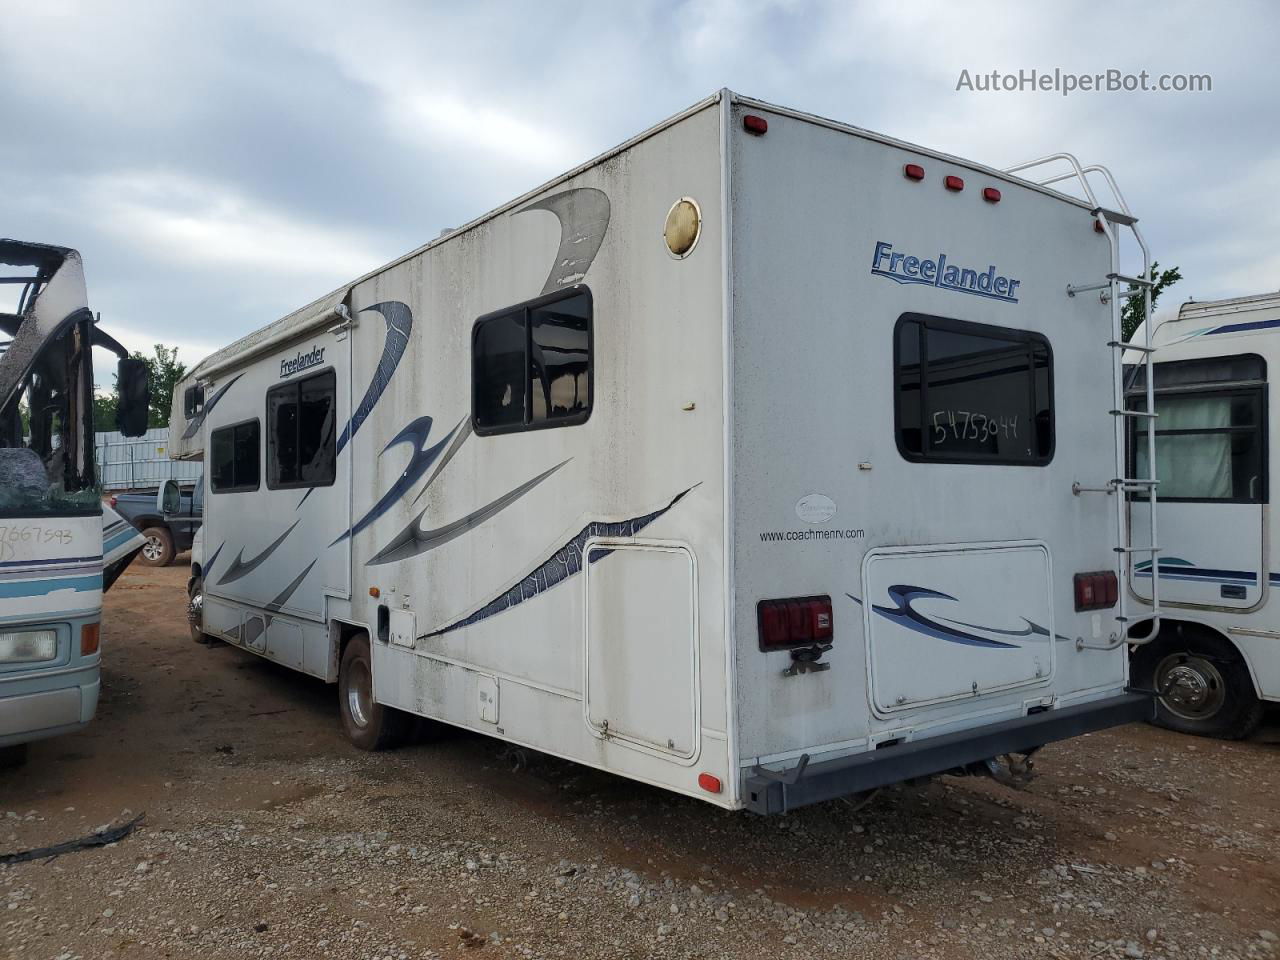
[895,313,1053,465]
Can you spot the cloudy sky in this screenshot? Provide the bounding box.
[2,0,1276,376]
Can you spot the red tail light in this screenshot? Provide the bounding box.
[743,114,768,135]
[1074,571,1118,611]
[982,187,1001,203]
[904,163,926,181]
[108,495,117,507]
[757,596,833,650]
[944,175,965,191]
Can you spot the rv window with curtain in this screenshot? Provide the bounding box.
[894,313,1053,465]
[473,287,591,435]
[266,368,336,489]
[210,419,260,493]
[1128,355,1267,503]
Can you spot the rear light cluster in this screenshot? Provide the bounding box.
[1074,571,1118,611]
[903,164,1001,203]
[757,596,833,650]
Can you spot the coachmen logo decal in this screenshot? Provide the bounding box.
[871,241,1020,303]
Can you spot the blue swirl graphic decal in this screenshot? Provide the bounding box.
[332,415,463,545]
[182,374,242,440]
[336,300,413,456]
[850,585,1020,649]
[429,485,698,636]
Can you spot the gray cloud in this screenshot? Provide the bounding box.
[2,0,1275,374]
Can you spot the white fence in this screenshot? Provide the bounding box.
[95,427,202,491]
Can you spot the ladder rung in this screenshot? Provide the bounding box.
[1116,610,1165,624]
[1110,409,1157,419]
[1108,272,1153,287]
[1114,545,1161,554]
[1112,478,1159,487]
[1110,341,1155,353]
[1092,206,1138,227]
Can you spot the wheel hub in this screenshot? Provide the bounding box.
[143,536,164,561]
[1156,653,1226,720]
[347,660,372,729]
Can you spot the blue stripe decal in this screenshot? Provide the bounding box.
[104,530,139,553]
[1134,558,1275,586]
[1205,317,1280,337]
[0,574,102,598]
[0,554,101,570]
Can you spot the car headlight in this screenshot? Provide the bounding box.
[0,629,58,663]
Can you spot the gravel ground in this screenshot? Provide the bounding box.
[2,563,1278,960]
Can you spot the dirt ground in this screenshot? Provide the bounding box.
[2,563,1278,960]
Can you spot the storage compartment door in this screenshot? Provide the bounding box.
[584,541,698,759]
[863,542,1054,714]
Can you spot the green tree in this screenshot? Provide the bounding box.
[93,390,117,431]
[134,343,187,428]
[1121,261,1183,342]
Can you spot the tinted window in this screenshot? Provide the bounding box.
[183,384,204,420]
[210,420,260,492]
[267,369,336,489]
[530,295,590,424]
[895,314,1053,464]
[473,288,592,434]
[473,312,526,431]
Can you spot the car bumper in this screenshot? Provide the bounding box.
[743,692,1154,815]
[0,665,100,748]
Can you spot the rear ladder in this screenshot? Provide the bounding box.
[1005,155,1162,650]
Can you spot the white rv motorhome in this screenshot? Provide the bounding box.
[1127,292,1280,738]
[168,91,1158,813]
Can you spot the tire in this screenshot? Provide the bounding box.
[187,576,215,645]
[0,743,28,769]
[1132,627,1264,740]
[139,526,175,567]
[338,634,412,751]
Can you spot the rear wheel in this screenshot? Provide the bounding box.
[187,576,215,644]
[339,634,412,750]
[1132,628,1264,740]
[139,526,175,567]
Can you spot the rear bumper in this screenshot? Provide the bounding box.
[743,692,1153,815]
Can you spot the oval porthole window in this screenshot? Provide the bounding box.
[664,197,702,259]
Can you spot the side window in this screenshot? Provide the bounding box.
[1129,355,1267,503]
[209,420,260,493]
[895,313,1053,465]
[473,288,591,435]
[267,369,336,489]
[183,384,204,420]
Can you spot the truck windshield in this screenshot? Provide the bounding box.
[0,320,98,517]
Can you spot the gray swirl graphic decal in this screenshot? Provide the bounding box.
[517,187,611,295]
